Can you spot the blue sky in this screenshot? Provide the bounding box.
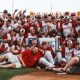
[0,0,80,14]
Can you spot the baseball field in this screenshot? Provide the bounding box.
[0,68,80,80]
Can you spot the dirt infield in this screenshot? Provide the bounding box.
[10,70,80,80]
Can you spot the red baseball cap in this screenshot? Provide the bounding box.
[71,13,76,16]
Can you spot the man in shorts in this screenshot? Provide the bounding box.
[52,43,80,73]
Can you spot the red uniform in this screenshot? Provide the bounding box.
[71,20,77,36]
[21,49,43,67]
[47,47,55,58]
[0,43,5,53]
[39,45,55,58]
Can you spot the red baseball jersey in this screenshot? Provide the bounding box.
[21,49,43,67]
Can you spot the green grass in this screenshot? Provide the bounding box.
[0,68,36,80]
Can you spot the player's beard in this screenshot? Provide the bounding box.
[32,51,37,54]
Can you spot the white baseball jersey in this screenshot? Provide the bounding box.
[62,23,72,37]
[74,49,80,57]
[76,26,80,33]
[65,47,74,61]
[77,38,80,44]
